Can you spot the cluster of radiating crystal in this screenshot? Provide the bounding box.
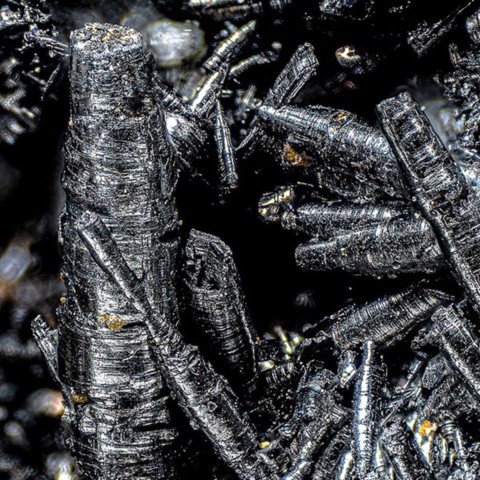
[3,1,480,479]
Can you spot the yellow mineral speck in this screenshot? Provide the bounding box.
[259,360,275,372]
[279,188,294,204]
[59,297,66,303]
[260,441,270,449]
[419,420,437,436]
[71,392,88,404]
[258,207,267,217]
[97,312,126,331]
[258,187,295,217]
[336,111,348,121]
[290,333,304,347]
[284,144,309,166]
[275,325,293,358]
[284,144,298,163]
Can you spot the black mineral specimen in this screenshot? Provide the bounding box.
[2,1,480,479]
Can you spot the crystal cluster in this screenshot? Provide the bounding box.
[2,1,480,479]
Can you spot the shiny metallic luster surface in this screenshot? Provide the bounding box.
[379,91,480,314]
[37,22,273,480]
[5,0,480,479]
[56,22,178,478]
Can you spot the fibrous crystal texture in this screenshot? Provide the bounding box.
[4,1,480,479]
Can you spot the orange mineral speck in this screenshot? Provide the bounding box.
[284,144,298,163]
[419,420,437,436]
[284,144,309,166]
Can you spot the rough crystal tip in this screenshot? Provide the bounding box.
[70,22,143,58]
